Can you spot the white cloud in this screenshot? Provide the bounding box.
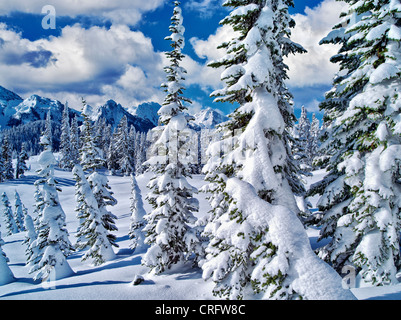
[185,0,225,18]
[0,23,165,109]
[186,100,204,116]
[0,23,55,68]
[187,25,240,93]
[190,24,237,62]
[0,0,164,25]
[0,0,347,112]
[284,0,345,88]
[0,19,227,111]
[182,55,222,93]
[304,99,322,113]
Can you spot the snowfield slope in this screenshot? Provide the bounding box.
[0,158,401,300]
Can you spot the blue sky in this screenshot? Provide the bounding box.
[0,0,345,120]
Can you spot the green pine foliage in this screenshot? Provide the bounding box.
[312,0,401,285]
[142,1,201,274]
[200,0,309,299]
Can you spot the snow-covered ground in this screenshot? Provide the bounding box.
[1,157,401,300]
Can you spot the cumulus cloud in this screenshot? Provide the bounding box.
[0,0,347,113]
[0,0,164,25]
[0,25,56,68]
[284,0,345,87]
[188,25,240,93]
[190,24,237,62]
[181,55,222,93]
[185,0,226,18]
[0,23,164,108]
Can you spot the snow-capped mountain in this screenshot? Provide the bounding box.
[89,100,155,133]
[0,86,229,133]
[128,102,161,127]
[0,86,23,129]
[0,86,83,128]
[0,86,157,133]
[9,95,81,126]
[193,107,229,129]
[0,86,23,107]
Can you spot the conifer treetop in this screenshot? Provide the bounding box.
[159,0,192,125]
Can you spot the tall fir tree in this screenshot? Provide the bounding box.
[199,0,353,300]
[60,102,73,170]
[2,135,14,181]
[107,139,119,174]
[113,116,133,176]
[23,214,39,269]
[87,172,119,250]
[78,99,118,250]
[95,118,112,171]
[309,113,321,167]
[14,190,26,232]
[1,192,18,236]
[298,106,312,167]
[129,175,147,251]
[0,144,4,183]
[311,0,401,286]
[32,184,45,227]
[135,132,148,174]
[80,99,105,172]
[15,143,29,179]
[128,126,137,175]
[73,165,116,265]
[69,116,80,167]
[102,123,113,168]
[142,1,201,274]
[44,109,53,150]
[29,134,74,281]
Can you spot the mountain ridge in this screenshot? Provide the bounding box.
[0,86,229,133]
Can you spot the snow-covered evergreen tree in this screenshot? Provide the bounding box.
[59,102,73,170]
[15,143,29,179]
[2,192,18,236]
[309,2,366,189]
[2,135,14,181]
[0,144,4,183]
[44,109,53,150]
[309,113,321,167]
[114,116,133,176]
[23,214,39,268]
[69,116,80,167]
[78,99,118,252]
[29,135,74,281]
[32,184,44,227]
[288,125,305,168]
[14,190,26,232]
[135,132,148,174]
[129,175,147,251]
[80,99,105,172]
[0,227,14,285]
[106,140,118,174]
[199,0,347,300]
[95,118,111,169]
[142,1,201,274]
[298,106,312,167]
[73,165,116,265]
[158,1,192,125]
[102,123,113,166]
[128,126,137,175]
[312,0,401,286]
[87,172,119,250]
